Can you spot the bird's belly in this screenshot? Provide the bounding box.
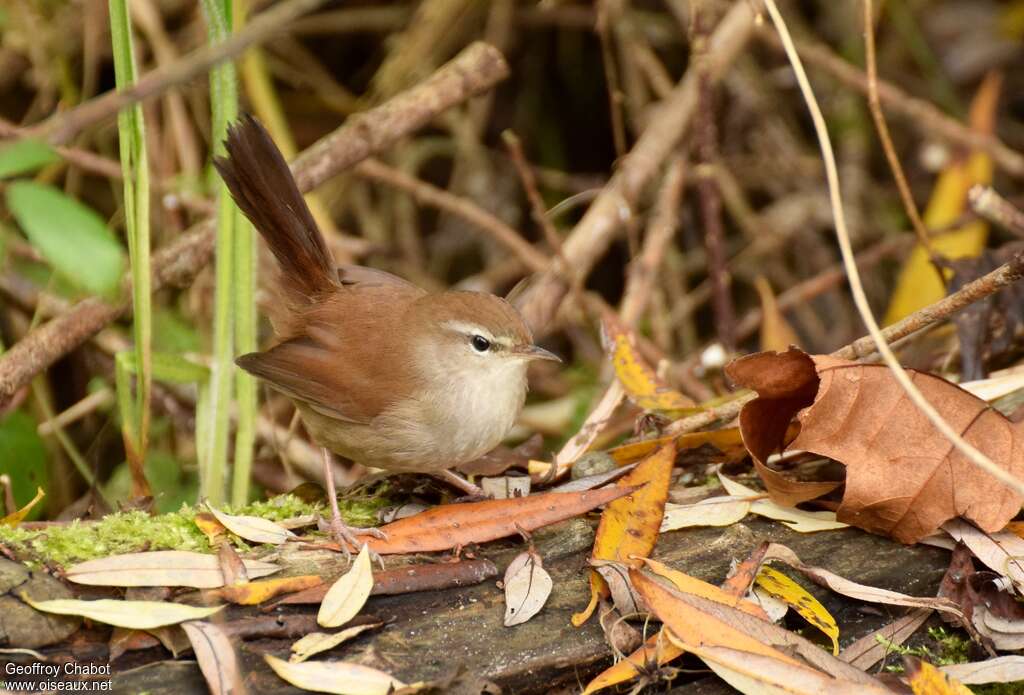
[296,378,525,472]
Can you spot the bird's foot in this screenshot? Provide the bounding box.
[430,469,490,500]
[319,515,388,564]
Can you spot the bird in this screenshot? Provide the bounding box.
[214,115,559,548]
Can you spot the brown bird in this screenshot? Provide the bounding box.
[214,116,559,547]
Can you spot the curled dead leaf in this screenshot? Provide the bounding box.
[727,347,1024,543]
[503,550,552,626]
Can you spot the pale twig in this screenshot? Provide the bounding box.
[763,0,1024,497]
[862,0,931,250]
[968,186,1024,239]
[516,1,757,335]
[31,0,331,145]
[620,156,687,328]
[756,29,1024,177]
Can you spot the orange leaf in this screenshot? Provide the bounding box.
[630,570,804,666]
[607,426,751,466]
[582,545,763,694]
[213,575,322,606]
[727,347,1024,543]
[905,656,974,695]
[754,275,799,352]
[640,558,769,620]
[352,487,635,555]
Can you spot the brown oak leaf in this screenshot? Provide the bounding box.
[726,347,1024,543]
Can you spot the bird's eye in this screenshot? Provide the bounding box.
[471,335,491,352]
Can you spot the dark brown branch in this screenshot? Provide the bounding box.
[29,0,331,145]
[0,42,510,403]
[515,1,756,335]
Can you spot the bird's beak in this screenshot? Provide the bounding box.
[517,344,562,362]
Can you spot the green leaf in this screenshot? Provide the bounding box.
[6,182,125,296]
[0,140,59,179]
[0,410,49,521]
[153,308,202,354]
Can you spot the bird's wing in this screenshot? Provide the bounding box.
[237,285,425,423]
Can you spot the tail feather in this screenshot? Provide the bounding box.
[214,115,336,299]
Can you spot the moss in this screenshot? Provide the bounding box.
[0,493,388,567]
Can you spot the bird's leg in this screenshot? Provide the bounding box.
[430,469,489,499]
[320,449,387,556]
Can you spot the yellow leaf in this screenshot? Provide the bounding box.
[884,74,1001,325]
[1,487,44,527]
[193,512,227,544]
[602,316,697,415]
[215,575,322,605]
[608,426,751,466]
[575,442,676,626]
[318,544,373,628]
[265,654,406,695]
[755,565,839,655]
[754,276,799,352]
[581,630,680,695]
[24,596,222,630]
[906,657,974,695]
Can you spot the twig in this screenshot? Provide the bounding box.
[516,1,756,334]
[763,0,1024,497]
[756,28,1024,177]
[620,155,687,328]
[863,0,931,250]
[0,42,511,403]
[24,0,330,145]
[354,157,548,274]
[968,186,1024,239]
[693,5,734,350]
[834,251,1024,361]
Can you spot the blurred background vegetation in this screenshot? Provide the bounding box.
[0,0,1022,522]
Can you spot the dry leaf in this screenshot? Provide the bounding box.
[905,656,974,695]
[691,645,891,695]
[357,486,634,555]
[181,620,245,695]
[594,562,646,617]
[630,569,888,685]
[206,503,295,545]
[762,543,963,620]
[290,623,382,663]
[194,513,228,544]
[727,347,1024,543]
[752,457,841,507]
[754,275,800,352]
[630,569,805,667]
[607,426,755,467]
[755,565,839,654]
[574,442,675,626]
[503,550,552,626]
[941,656,1024,685]
[718,475,848,533]
[318,544,373,628]
[602,315,696,414]
[24,596,222,630]
[264,654,406,695]
[66,551,280,588]
[840,609,932,671]
[581,551,761,695]
[214,576,322,606]
[640,558,769,620]
[943,519,1024,593]
[1,487,44,527]
[660,497,750,532]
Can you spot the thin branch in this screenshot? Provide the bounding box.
[516,1,756,335]
[757,28,1024,177]
[763,0,1024,497]
[863,0,931,250]
[968,185,1024,239]
[0,42,511,403]
[28,0,331,145]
